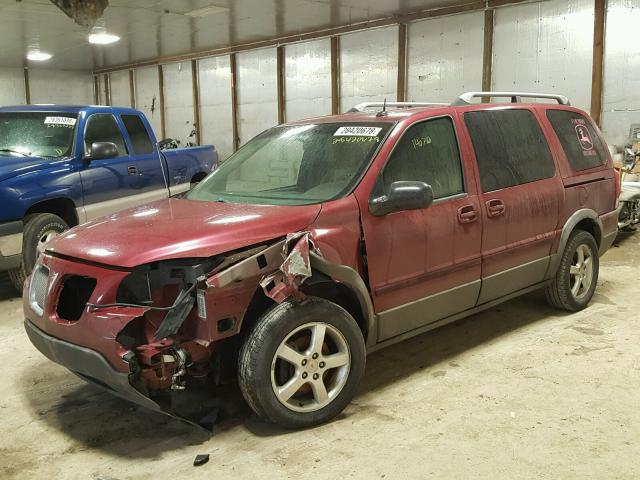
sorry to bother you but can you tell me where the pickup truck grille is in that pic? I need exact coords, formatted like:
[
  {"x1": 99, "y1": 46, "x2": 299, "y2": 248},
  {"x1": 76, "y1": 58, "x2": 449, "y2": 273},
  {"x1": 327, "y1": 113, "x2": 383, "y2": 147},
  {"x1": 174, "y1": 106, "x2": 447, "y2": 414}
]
[{"x1": 29, "y1": 264, "x2": 49, "y2": 316}]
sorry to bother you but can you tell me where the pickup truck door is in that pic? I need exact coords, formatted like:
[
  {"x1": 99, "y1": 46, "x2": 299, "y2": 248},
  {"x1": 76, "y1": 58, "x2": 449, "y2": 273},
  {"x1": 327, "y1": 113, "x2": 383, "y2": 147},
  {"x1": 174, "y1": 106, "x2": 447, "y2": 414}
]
[
  {"x1": 78, "y1": 113, "x2": 167, "y2": 222},
  {"x1": 358, "y1": 115, "x2": 483, "y2": 342},
  {"x1": 461, "y1": 107, "x2": 563, "y2": 304}
]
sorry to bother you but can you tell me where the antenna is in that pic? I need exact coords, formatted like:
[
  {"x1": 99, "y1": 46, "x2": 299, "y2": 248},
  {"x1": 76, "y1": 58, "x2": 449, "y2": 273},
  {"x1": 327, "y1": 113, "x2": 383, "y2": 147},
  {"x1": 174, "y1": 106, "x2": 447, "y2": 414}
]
[{"x1": 376, "y1": 98, "x2": 388, "y2": 117}]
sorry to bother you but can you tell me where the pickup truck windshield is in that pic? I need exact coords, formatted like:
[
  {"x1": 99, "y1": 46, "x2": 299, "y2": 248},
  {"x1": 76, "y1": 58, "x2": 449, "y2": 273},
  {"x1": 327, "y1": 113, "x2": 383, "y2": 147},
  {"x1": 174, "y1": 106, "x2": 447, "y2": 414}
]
[
  {"x1": 188, "y1": 122, "x2": 392, "y2": 206},
  {"x1": 0, "y1": 112, "x2": 77, "y2": 158}
]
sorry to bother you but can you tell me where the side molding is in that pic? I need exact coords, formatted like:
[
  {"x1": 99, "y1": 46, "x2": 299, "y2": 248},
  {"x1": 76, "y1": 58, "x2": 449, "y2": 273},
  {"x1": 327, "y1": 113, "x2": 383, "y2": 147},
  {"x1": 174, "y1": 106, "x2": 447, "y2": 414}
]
[{"x1": 309, "y1": 252, "x2": 378, "y2": 348}]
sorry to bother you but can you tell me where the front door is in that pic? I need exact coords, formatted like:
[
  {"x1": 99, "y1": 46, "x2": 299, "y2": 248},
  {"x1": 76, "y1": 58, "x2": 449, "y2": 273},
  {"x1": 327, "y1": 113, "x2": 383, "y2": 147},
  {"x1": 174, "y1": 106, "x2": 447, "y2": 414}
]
[
  {"x1": 359, "y1": 116, "x2": 483, "y2": 342},
  {"x1": 461, "y1": 107, "x2": 564, "y2": 304}
]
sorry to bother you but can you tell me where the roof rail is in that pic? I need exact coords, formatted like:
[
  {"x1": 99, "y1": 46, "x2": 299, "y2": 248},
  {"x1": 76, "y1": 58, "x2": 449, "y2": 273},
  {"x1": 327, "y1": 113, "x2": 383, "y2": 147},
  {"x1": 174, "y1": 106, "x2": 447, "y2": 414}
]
[
  {"x1": 452, "y1": 91, "x2": 571, "y2": 106},
  {"x1": 348, "y1": 101, "x2": 448, "y2": 113}
]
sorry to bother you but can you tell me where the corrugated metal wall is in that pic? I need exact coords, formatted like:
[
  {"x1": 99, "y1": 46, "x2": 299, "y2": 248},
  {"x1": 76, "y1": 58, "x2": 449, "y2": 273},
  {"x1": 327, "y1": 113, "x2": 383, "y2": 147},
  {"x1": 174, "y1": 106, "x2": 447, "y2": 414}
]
[
  {"x1": 407, "y1": 11, "x2": 484, "y2": 103},
  {"x1": 493, "y1": 0, "x2": 594, "y2": 111},
  {"x1": 340, "y1": 26, "x2": 398, "y2": 112},
  {"x1": 198, "y1": 56, "x2": 234, "y2": 161},
  {"x1": 601, "y1": 0, "x2": 640, "y2": 146},
  {"x1": 2, "y1": 0, "x2": 639, "y2": 149},
  {"x1": 285, "y1": 39, "x2": 332, "y2": 122}
]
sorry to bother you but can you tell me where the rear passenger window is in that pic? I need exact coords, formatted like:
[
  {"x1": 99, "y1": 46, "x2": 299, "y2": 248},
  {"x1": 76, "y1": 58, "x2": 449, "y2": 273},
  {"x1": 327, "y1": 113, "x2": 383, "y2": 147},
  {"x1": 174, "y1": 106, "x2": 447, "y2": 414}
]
[
  {"x1": 464, "y1": 109, "x2": 555, "y2": 192},
  {"x1": 382, "y1": 117, "x2": 464, "y2": 199},
  {"x1": 121, "y1": 114, "x2": 154, "y2": 155},
  {"x1": 546, "y1": 110, "x2": 606, "y2": 171}
]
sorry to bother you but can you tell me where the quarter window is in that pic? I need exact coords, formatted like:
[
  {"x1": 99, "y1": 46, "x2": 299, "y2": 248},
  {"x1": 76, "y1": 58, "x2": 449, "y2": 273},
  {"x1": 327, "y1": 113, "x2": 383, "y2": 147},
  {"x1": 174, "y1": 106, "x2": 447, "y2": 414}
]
[
  {"x1": 546, "y1": 110, "x2": 606, "y2": 171},
  {"x1": 464, "y1": 109, "x2": 555, "y2": 192},
  {"x1": 382, "y1": 117, "x2": 464, "y2": 199},
  {"x1": 84, "y1": 114, "x2": 128, "y2": 157},
  {"x1": 121, "y1": 114, "x2": 154, "y2": 155}
]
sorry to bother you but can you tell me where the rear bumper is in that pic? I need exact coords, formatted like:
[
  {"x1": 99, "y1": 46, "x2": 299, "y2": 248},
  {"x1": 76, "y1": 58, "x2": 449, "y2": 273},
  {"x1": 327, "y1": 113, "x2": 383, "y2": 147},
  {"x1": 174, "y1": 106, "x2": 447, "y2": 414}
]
[
  {"x1": 599, "y1": 208, "x2": 620, "y2": 256},
  {"x1": 0, "y1": 220, "x2": 23, "y2": 270},
  {"x1": 24, "y1": 318, "x2": 161, "y2": 412}
]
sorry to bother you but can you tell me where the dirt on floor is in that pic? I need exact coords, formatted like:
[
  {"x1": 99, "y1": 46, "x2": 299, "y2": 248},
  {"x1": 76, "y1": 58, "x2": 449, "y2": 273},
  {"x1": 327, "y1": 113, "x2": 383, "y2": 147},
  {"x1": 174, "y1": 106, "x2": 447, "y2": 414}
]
[{"x1": 1, "y1": 231, "x2": 639, "y2": 480}]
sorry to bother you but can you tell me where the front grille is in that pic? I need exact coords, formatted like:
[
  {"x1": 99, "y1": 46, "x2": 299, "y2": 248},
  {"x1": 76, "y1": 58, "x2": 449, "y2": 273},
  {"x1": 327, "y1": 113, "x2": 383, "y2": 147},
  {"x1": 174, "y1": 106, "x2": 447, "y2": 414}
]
[
  {"x1": 29, "y1": 264, "x2": 49, "y2": 315},
  {"x1": 56, "y1": 275, "x2": 97, "y2": 321}
]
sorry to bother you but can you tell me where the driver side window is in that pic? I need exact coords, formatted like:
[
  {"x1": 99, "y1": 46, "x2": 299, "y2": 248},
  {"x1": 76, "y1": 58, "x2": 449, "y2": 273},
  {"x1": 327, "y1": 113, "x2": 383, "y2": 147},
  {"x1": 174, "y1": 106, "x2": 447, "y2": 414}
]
[
  {"x1": 84, "y1": 114, "x2": 128, "y2": 157},
  {"x1": 382, "y1": 117, "x2": 464, "y2": 199}
]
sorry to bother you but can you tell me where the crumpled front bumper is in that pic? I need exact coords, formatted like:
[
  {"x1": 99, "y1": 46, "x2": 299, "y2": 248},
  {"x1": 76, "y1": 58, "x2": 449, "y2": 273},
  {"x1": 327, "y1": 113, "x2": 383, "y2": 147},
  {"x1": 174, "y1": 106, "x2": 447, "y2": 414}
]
[{"x1": 24, "y1": 319, "x2": 161, "y2": 412}]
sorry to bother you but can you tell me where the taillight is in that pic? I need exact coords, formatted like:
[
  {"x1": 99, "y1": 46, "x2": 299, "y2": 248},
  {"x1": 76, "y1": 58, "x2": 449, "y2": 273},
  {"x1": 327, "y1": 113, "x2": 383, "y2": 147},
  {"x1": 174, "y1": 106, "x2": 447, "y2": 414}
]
[{"x1": 614, "y1": 168, "x2": 621, "y2": 207}]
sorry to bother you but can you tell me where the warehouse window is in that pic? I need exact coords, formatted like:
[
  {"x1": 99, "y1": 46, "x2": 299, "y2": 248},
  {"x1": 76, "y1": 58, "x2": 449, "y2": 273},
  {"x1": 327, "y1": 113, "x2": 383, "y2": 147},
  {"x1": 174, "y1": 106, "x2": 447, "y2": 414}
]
[
  {"x1": 84, "y1": 114, "x2": 128, "y2": 157},
  {"x1": 382, "y1": 117, "x2": 464, "y2": 199},
  {"x1": 547, "y1": 110, "x2": 606, "y2": 171},
  {"x1": 464, "y1": 109, "x2": 555, "y2": 192},
  {"x1": 121, "y1": 114, "x2": 154, "y2": 155}
]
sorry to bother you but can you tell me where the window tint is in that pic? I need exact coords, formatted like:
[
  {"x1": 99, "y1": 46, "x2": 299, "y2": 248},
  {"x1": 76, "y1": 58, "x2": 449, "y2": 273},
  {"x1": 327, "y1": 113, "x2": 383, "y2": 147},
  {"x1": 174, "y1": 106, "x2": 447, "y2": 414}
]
[
  {"x1": 546, "y1": 110, "x2": 606, "y2": 171},
  {"x1": 382, "y1": 117, "x2": 464, "y2": 199},
  {"x1": 84, "y1": 114, "x2": 127, "y2": 156},
  {"x1": 464, "y1": 109, "x2": 555, "y2": 192},
  {"x1": 121, "y1": 114, "x2": 154, "y2": 155}
]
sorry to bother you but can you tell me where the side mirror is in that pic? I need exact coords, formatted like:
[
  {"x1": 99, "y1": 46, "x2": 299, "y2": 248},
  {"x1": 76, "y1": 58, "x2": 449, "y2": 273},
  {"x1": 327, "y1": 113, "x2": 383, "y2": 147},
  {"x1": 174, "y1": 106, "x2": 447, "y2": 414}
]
[
  {"x1": 369, "y1": 181, "x2": 434, "y2": 216},
  {"x1": 87, "y1": 141, "x2": 118, "y2": 160}
]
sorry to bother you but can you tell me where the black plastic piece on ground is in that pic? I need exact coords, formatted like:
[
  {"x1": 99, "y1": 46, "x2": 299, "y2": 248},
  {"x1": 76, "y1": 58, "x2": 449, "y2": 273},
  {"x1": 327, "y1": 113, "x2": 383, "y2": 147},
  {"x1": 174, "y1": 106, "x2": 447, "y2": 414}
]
[{"x1": 193, "y1": 454, "x2": 210, "y2": 467}]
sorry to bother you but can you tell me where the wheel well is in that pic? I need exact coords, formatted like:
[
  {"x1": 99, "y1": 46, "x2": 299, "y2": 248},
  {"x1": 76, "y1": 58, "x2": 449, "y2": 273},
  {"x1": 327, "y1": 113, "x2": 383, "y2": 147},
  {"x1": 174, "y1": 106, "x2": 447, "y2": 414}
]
[
  {"x1": 25, "y1": 198, "x2": 78, "y2": 227},
  {"x1": 574, "y1": 218, "x2": 601, "y2": 247},
  {"x1": 190, "y1": 172, "x2": 207, "y2": 184},
  {"x1": 238, "y1": 279, "x2": 369, "y2": 343}
]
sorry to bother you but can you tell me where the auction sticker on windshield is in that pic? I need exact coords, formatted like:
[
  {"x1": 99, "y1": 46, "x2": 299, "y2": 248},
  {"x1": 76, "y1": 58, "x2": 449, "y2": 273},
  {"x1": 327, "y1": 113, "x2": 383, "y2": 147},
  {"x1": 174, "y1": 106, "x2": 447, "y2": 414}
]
[
  {"x1": 334, "y1": 126, "x2": 382, "y2": 136},
  {"x1": 44, "y1": 116, "x2": 77, "y2": 127}
]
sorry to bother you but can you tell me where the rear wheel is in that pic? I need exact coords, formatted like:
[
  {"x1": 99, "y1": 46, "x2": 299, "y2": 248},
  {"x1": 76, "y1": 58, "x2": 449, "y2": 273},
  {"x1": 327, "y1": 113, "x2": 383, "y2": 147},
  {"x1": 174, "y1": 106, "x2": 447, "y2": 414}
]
[
  {"x1": 238, "y1": 297, "x2": 365, "y2": 428},
  {"x1": 8, "y1": 213, "x2": 68, "y2": 292},
  {"x1": 545, "y1": 230, "x2": 599, "y2": 311}
]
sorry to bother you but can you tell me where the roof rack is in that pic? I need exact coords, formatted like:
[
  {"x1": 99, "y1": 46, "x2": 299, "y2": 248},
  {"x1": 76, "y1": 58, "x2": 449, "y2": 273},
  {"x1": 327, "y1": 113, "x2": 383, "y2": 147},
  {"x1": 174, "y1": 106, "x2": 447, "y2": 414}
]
[
  {"x1": 452, "y1": 91, "x2": 570, "y2": 106},
  {"x1": 348, "y1": 101, "x2": 448, "y2": 113}
]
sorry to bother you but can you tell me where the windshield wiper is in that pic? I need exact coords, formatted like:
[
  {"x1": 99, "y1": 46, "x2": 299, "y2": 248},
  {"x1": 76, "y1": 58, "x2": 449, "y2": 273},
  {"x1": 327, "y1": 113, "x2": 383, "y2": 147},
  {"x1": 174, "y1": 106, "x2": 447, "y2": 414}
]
[{"x1": 0, "y1": 148, "x2": 31, "y2": 157}]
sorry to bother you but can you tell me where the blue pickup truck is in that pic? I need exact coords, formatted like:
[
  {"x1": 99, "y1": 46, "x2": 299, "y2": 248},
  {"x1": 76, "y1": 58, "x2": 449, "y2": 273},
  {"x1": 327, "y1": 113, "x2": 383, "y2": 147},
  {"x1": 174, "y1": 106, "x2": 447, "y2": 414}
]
[{"x1": 0, "y1": 105, "x2": 218, "y2": 291}]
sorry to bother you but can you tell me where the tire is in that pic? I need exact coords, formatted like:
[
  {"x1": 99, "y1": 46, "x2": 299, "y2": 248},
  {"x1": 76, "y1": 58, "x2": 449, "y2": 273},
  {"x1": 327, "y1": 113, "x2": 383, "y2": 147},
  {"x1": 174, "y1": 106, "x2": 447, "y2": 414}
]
[
  {"x1": 238, "y1": 297, "x2": 366, "y2": 429},
  {"x1": 7, "y1": 213, "x2": 68, "y2": 292},
  {"x1": 545, "y1": 230, "x2": 599, "y2": 312}
]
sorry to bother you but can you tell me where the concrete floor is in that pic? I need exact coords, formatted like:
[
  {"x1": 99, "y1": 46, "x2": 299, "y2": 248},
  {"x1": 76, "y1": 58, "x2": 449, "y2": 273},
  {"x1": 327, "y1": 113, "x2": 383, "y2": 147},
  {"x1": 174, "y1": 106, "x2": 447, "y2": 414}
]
[{"x1": 1, "y1": 232, "x2": 639, "y2": 480}]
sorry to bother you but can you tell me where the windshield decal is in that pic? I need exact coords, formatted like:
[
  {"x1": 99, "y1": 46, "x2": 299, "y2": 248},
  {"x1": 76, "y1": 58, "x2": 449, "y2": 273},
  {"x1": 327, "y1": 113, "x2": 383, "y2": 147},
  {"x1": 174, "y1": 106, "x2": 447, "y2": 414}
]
[
  {"x1": 332, "y1": 136, "x2": 379, "y2": 145},
  {"x1": 334, "y1": 126, "x2": 382, "y2": 137},
  {"x1": 44, "y1": 116, "x2": 77, "y2": 127}
]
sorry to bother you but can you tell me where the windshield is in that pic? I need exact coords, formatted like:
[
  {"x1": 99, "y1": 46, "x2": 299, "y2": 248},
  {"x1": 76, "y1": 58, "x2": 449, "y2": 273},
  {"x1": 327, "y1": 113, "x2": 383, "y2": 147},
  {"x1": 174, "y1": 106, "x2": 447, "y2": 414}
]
[
  {"x1": 188, "y1": 122, "x2": 393, "y2": 205},
  {"x1": 0, "y1": 112, "x2": 77, "y2": 158}
]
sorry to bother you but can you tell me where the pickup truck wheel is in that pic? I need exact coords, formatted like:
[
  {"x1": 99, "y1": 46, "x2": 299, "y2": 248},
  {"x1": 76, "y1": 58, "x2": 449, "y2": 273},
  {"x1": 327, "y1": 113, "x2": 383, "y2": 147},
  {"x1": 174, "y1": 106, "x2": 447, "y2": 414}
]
[
  {"x1": 545, "y1": 230, "x2": 599, "y2": 312},
  {"x1": 238, "y1": 297, "x2": 365, "y2": 429},
  {"x1": 8, "y1": 213, "x2": 68, "y2": 292}
]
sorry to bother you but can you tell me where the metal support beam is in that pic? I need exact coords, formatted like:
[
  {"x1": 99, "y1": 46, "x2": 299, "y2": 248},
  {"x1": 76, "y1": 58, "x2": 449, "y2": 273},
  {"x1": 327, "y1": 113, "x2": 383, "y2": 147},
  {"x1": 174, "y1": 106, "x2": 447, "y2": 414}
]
[
  {"x1": 129, "y1": 70, "x2": 136, "y2": 108},
  {"x1": 481, "y1": 9, "x2": 494, "y2": 103},
  {"x1": 158, "y1": 65, "x2": 166, "y2": 140},
  {"x1": 23, "y1": 68, "x2": 31, "y2": 104},
  {"x1": 103, "y1": 73, "x2": 110, "y2": 105},
  {"x1": 230, "y1": 53, "x2": 240, "y2": 152},
  {"x1": 590, "y1": 0, "x2": 606, "y2": 126},
  {"x1": 397, "y1": 24, "x2": 407, "y2": 102},
  {"x1": 93, "y1": 75, "x2": 99, "y2": 104},
  {"x1": 330, "y1": 36, "x2": 340, "y2": 114},
  {"x1": 191, "y1": 59, "x2": 201, "y2": 145},
  {"x1": 277, "y1": 45, "x2": 286, "y2": 124}
]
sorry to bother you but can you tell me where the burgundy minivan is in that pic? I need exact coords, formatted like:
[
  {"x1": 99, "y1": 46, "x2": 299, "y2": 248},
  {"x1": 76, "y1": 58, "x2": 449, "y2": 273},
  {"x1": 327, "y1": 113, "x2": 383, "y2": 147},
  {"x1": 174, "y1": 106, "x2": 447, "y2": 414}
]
[{"x1": 24, "y1": 92, "x2": 619, "y2": 428}]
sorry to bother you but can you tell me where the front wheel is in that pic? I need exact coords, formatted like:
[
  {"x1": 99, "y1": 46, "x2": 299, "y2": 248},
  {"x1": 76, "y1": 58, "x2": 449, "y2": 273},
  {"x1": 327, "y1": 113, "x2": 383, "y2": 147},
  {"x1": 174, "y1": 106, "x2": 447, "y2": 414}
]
[
  {"x1": 238, "y1": 297, "x2": 366, "y2": 428},
  {"x1": 7, "y1": 213, "x2": 68, "y2": 292},
  {"x1": 545, "y1": 230, "x2": 599, "y2": 311}
]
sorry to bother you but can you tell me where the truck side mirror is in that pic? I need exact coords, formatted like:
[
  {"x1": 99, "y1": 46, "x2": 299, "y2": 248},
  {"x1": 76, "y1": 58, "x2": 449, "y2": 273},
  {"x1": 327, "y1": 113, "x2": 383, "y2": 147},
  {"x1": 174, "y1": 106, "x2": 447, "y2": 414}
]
[
  {"x1": 369, "y1": 181, "x2": 434, "y2": 216},
  {"x1": 87, "y1": 142, "x2": 119, "y2": 161}
]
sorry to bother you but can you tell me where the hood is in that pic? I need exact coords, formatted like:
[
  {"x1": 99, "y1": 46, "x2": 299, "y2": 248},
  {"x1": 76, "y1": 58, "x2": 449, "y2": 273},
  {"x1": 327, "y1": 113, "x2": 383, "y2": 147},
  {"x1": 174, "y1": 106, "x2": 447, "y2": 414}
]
[
  {"x1": 0, "y1": 155, "x2": 68, "y2": 182},
  {"x1": 47, "y1": 198, "x2": 322, "y2": 268}
]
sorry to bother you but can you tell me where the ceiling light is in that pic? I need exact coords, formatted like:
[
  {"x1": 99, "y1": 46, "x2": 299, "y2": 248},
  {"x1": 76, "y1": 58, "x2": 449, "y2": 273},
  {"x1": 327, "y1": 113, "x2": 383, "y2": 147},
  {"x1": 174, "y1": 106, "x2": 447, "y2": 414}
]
[
  {"x1": 88, "y1": 29, "x2": 120, "y2": 45},
  {"x1": 27, "y1": 51, "x2": 52, "y2": 61},
  {"x1": 184, "y1": 5, "x2": 228, "y2": 18}
]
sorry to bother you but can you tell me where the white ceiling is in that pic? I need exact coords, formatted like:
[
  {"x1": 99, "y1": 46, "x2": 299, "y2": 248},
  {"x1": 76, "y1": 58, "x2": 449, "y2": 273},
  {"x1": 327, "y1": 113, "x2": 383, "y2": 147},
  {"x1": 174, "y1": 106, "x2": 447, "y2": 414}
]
[{"x1": 0, "y1": 0, "x2": 469, "y2": 71}]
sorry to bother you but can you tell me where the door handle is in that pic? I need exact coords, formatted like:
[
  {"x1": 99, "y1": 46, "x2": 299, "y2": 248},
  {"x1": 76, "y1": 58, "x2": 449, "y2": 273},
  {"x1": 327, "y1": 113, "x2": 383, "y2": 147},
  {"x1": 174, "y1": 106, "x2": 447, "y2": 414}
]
[
  {"x1": 127, "y1": 165, "x2": 139, "y2": 175},
  {"x1": 486, "y1": 199, "x2": 506, "y2": 217},
  {"x1": 457, "y1": 205, "x2": 478, "y2": 223}
]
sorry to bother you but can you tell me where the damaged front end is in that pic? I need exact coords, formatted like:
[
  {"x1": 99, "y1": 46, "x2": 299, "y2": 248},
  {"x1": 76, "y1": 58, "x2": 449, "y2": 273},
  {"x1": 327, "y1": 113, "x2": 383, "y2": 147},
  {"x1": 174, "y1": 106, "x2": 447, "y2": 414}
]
[{"x1": 25, "y1": 233, "x2": 322, "y2": 429}]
